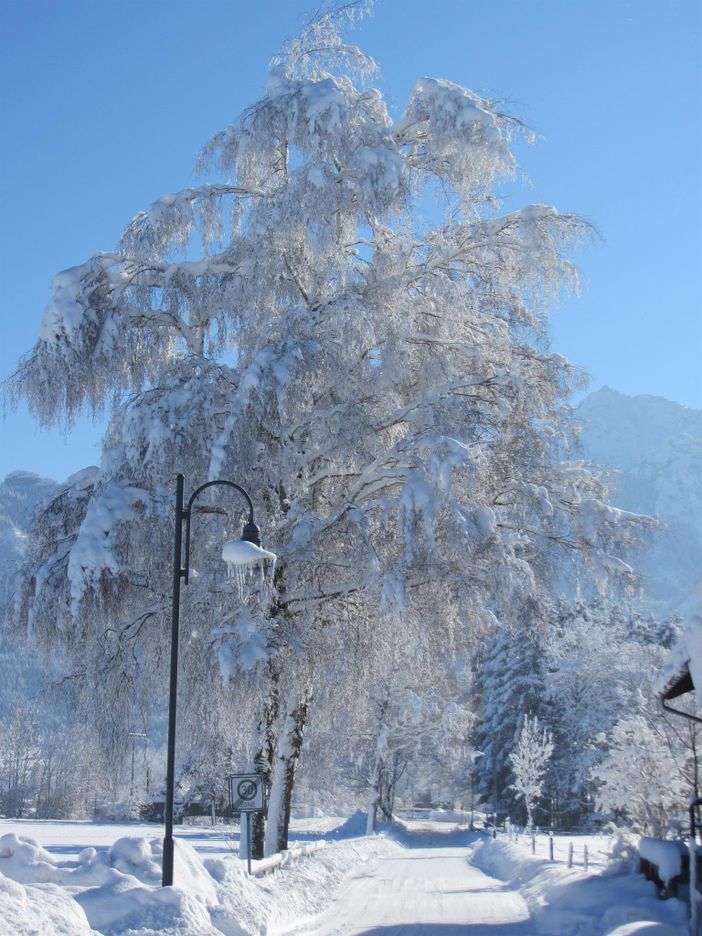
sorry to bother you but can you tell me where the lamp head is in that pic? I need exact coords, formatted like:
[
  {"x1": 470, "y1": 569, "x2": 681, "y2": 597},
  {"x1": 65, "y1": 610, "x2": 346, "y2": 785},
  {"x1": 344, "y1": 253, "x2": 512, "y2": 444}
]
[{"x1": 242, "y1": 520, "x2": 261, "y2": 547}]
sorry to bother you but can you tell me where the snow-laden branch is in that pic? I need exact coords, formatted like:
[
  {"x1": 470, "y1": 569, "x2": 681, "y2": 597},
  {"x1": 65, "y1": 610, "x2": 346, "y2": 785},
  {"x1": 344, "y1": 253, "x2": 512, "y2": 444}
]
[
  {"x1": 120, "y1": 184, "x2": 264, "y2": 258},
  {"x1": 374, "y1": 375, "x2": 501, "y2": 432}
]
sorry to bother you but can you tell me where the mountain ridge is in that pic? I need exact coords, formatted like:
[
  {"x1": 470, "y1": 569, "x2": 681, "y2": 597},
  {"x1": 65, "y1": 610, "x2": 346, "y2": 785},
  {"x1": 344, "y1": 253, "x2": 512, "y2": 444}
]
[{"x1": 576, "y1": 386, "x2": 702, "y2": 616}]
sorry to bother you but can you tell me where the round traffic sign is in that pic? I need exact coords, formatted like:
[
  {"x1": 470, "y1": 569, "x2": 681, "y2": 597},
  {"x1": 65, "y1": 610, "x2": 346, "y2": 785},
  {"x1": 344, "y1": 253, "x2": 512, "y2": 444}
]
[{"x1": 237, "y1": 779, "x2": 257, "y2": 801}]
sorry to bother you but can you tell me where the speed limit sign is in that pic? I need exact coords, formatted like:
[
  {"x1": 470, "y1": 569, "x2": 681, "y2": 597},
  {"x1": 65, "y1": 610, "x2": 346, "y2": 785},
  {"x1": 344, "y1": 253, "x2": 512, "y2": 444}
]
[{"x1": 227, "y1": 773, "x2": 265, "y2": 812}]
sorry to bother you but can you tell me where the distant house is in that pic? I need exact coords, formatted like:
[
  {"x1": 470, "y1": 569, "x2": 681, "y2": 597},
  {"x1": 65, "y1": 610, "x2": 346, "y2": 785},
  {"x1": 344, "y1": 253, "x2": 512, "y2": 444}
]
[
  {"x1": 660, "y1": 614, "x2": 702, "y2": 723},
  {"x1": 662, "y1": 664, "x2": 698, "y2": 720}
]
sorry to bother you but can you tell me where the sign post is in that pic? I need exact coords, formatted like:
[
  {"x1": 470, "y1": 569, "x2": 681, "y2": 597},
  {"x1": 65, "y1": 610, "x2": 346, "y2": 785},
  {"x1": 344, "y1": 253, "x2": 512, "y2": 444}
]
[{"x1": 227, "y1": 773, "x2": 265, "y2": 874}]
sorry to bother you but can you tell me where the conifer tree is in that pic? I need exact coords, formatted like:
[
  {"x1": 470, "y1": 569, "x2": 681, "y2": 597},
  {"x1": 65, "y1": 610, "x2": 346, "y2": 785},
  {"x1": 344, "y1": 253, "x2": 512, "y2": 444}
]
[{"x1": 473, "y1": 598, "x2": 549, "y2": 819}]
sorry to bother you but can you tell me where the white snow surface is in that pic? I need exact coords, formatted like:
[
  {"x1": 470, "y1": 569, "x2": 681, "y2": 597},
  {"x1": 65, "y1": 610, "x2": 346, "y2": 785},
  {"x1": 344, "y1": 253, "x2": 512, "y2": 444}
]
[
  {"x1": 0, "y1": 816, "x2": 688, "y2": 936},
  {"x1": 289, "y1": 830, "x2": 533, "y2": 934},
  {"x1": 469, "y1": 833, "x2": 685, "y2": 936},
  {"x1": 221, "y1": 539, "x2": 277, "y2": 569},
  {"x1": 638, "y1": 837, "x2": 683, "y2": 885}
]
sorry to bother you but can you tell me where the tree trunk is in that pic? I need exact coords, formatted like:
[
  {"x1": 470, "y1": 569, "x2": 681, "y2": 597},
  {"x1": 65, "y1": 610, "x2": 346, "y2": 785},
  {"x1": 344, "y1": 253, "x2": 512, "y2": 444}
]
[
  {"x1": 367, "y1": 710, "x2": 389, "y2": 836},
  {"x1": 264, "y1": 687, "x2": 310, "y2": 857},
  {"x1": 380, "y1": 767, "x2": 396, "y2": 823},
  {"x1": 366, "y1": 763, "x2": 381, "y2": 835},
  {"x1": 251, "y1": 659, "x2": 280, "y2": 859}
]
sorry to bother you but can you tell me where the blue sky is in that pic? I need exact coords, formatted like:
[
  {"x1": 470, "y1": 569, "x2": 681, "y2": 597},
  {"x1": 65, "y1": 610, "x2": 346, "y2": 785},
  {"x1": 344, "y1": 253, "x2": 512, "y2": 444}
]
[{"x1": 1, "y1": 0, "x2": 700, "y2": 482}]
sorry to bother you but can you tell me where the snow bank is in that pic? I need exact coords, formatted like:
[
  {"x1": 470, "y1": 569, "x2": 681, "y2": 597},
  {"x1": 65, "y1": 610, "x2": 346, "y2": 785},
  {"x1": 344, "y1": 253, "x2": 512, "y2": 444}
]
[
  {"x1": 470, "y1": 836, "x2": 686, "y2": 936},
  {"x1": 76, "y1": 877, "x2": 215, "y2": 936},
  {"x1": 0, "y1": 823, "x2": 399, "y2": 936},
  {"x1": 0, "y1": 871, "x2": 96, "y2": 936},
  {"x1": 606, "y1": 924, "x2": 688, "y2": 935},
  {"x1": 426, "y1": 808, "x2": 471, "y2": 824},
  {"x1": 0, "y1": 833, "x2": 66, "y2": 885},
  {"x1": 329, "y1": 809, "x2": 370, "y2": 838},
  {"x1": 0, "y1": 833, "x2": 220, "y2": 935}
]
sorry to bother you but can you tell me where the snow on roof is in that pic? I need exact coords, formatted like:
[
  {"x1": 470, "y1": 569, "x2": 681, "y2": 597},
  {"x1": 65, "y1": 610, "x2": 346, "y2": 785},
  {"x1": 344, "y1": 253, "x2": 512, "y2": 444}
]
[
  {"x1": 659, "y1": 611, "x2": 702, "y2": 710},
  {"x1": 638, "y1": 837, "x2": 683, "y2": 885}
]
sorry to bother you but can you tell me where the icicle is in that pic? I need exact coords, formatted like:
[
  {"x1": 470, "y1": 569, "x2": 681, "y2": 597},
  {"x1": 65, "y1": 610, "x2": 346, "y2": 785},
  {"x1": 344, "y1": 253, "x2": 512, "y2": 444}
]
[{"x1": 233, "y1": 565, "x2": 246, "y2": 601}]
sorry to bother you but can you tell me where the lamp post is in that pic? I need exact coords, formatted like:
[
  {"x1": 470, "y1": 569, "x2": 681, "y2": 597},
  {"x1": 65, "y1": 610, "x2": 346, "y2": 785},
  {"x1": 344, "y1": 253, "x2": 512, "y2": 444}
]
[{"x1": 162, "y1": 473, "x2": 272, "y2": 887}]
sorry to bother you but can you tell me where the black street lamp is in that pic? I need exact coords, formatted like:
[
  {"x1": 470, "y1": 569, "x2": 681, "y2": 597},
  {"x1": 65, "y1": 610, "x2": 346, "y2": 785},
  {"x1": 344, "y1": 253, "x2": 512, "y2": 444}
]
[{"x1": 162, "y1": 473, "x2": 271, "y2": 887}]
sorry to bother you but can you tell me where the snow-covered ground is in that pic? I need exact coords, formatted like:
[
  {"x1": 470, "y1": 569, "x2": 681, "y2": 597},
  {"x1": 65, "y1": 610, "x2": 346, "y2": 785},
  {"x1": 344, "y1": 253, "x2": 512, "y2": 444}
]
[
  {"x1": 0, "y1": 814, "x2": 688, "y2": 935},
  {"x1": 0, "y1": 814, "x2": 345, "y2": 866}
]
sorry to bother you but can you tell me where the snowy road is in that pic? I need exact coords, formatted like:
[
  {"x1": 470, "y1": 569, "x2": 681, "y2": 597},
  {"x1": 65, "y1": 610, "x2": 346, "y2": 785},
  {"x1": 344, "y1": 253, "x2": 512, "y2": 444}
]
[{"x1": 286, "y1": 835, "x2": 536, "y2": 936}]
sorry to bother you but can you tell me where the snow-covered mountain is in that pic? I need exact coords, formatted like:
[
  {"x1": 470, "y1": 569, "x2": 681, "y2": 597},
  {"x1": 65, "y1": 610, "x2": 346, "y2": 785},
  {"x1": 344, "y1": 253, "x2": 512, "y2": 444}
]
[
  {"x1": 0, "y1": 470, "x2": 60, "y2": 614},
  {"x1": 576, "y1": 387, "x2": 702, "y2": 616},
  {"x1": 0, "y1": 471, "x2": 61, "y2": 716}
]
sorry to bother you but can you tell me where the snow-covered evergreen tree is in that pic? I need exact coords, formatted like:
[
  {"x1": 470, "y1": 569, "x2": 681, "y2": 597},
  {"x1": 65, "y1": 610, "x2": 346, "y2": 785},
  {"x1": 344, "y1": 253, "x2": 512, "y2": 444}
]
[
  {"x1": 6, "y1": 4, "x2": 645, "y2": 843},
  {"x1": 473, "y1": 598, "x2": 549, "y2": 818},
  {"x1": 541, "y1": 600, "x2": 629, "y2": 827}
]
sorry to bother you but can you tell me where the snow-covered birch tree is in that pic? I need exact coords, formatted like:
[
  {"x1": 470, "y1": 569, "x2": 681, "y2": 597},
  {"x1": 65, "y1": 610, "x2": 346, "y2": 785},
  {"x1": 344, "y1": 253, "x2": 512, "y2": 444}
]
[
  {"x1": 6, "y1": 3, "x2": 646, "y2": 844},
  {"x1": 509, "y1": 714, "x2": 554, "y2": 832}
]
